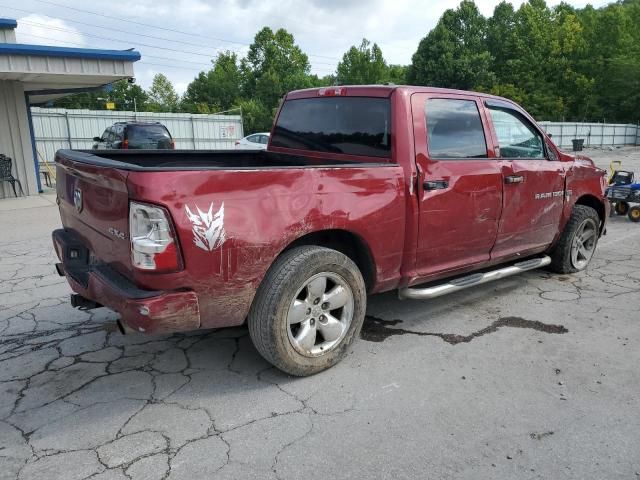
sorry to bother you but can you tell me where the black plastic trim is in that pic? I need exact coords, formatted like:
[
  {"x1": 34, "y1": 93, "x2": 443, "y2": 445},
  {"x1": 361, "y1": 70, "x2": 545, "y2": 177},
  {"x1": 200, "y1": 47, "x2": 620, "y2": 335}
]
[
  {"x1": 56, "y1": 149, "x2": 395, "y2": 172},
  {"x1": 53, "y1": 229, "x2": 162, "y2": 300}
]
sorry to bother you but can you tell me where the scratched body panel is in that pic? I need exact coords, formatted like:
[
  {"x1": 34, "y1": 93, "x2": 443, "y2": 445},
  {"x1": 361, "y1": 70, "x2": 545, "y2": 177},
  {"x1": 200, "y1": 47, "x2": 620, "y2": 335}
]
[{"x1": 126, "y1": 165, "x2": 406, "y2": 328}]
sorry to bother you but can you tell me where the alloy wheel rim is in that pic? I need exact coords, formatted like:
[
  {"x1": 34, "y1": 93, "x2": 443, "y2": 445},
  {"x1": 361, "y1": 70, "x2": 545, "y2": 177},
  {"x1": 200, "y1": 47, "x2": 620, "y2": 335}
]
[
  {"x1": 570, "y1": 218, "x2": 597, "y2": 270},
  {"x1": 286, "y1": 272, "x2": 354, "y2": 357}
]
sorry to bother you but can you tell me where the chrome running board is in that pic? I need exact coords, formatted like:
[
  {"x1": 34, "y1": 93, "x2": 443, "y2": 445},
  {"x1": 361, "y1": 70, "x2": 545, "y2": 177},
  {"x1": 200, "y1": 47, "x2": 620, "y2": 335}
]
[{"x1": 398, "y1": 256, "x2": 551, "y2": 300}]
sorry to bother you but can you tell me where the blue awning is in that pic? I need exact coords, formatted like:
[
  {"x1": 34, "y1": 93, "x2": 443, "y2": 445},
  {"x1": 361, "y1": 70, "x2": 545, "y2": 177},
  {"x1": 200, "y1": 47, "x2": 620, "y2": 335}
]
[
  {"x1": 0, "y1": 43, "x2": 141, "y2": 62},
  {"x1": 0, "y1": 18, "x2": 18, "y2": 29}
]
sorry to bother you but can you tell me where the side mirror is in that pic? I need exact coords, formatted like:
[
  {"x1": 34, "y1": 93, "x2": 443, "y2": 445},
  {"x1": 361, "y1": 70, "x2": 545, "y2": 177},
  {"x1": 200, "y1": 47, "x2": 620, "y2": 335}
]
[
  {"x1": 548, "y1": 133, "x2": 553, "y2": 138},
  {"x1": 93, "y1": 136, "x2": 103, "y2": 142}
]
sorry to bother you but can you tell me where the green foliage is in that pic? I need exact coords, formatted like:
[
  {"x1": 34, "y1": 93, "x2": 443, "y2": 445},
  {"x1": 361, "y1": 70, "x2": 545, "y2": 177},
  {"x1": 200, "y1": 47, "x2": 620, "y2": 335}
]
[
  {"x1": 236, "y1": 98, "x2": 273, "y2": 135},
  {"x1": 408, "y1": 0, "x2": 495, "y2": 89},
  {"x1": 408, "y1": 0, "x2": 640, "y2": 122},
  {"x1": 387, "y1": 65, "x2": 408, "y2": 85},
  {"x1": 182, "y1": 52, "x2": 242, "y2": 114},
  {"x1": 147, "y1": 74, "x2": 179, "y2": 112},
  {"x1": 51, "y1": 79, "x2": 148, "y2": 111},
  {"x1": 241, "y1": 27, "x2": 313, "y2": 110},
  {"x1": 336, "y1": 39, "x2": 388, "y2": 85},
  {"x1": 109, "y1": 81, "x2": 149, "y2": 111}
]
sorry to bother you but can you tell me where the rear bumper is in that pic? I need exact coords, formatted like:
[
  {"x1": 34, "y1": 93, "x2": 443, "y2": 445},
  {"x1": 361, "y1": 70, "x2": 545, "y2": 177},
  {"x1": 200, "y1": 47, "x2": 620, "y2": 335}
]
[{"x1": 52, "y1": 229, "x2": 200, "y2": 334}]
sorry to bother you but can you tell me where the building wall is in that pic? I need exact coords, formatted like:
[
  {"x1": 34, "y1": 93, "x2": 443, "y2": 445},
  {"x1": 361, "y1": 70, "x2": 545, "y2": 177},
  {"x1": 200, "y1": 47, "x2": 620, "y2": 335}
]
[
  {"x1": 0, "y1": 80, "x2": 37, "y2": 198},
  {"x1": 0, "y1": 28, "x2": 16, "y2": 43}
]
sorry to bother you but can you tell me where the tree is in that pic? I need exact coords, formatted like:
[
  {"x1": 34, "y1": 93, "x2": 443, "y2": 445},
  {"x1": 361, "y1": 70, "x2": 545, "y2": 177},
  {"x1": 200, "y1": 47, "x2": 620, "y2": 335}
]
[
  {"x1": 240, "y1": 27, "x2": 313, "y2": 131},
  {"x1": 236, "y1": 98, "x2": 272, "y2": 135},
  {"x1": 336, "y1": 39, "x2": 388, "y2": 85},
  {"x1": 241, "y1": 27, "x2": 312, "y2": 105},
  {"x1": 486, "y1": 1, "x2": 518, "y2": 81},
  {"x1": 182, "y1": 52, "x2": 242, "y2": 113},
  {"x1": 50, "y1": 79, "x2": 148, "y2": 110},
  {"x1": 408, "y1": 0, "x2": 495, "y2": 90},
  {"x1": 147, "y1": 73, "x2": 179, "y2": 112},
  {"x1": 109, "y1": 80, "x2": 148, "y2": 111},
  {"x1": 387, "y1": 65, "x2": 408, "y2": 84}
]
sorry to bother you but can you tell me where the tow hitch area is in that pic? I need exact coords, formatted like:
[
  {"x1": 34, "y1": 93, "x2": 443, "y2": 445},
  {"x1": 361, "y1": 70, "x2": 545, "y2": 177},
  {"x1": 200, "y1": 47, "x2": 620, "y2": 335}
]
[{"x1": 70, "y1": 294, "x2": 102, "y2": 311}]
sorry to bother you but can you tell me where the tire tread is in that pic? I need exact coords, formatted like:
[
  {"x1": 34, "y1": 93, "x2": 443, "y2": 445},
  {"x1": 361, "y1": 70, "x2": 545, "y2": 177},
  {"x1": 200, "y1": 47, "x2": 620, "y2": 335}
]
[
  {"x1": 248, "y1": 246, "x2": 365, "y2": 376},
  {"x1": 549, "y1": 205, "x2": 600, "y2": 274}
]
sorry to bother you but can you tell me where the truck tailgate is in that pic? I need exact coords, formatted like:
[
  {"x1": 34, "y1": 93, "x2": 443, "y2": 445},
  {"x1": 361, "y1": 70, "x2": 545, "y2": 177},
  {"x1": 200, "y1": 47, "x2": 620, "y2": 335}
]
[{"x1": 56, "y1": 154, "x2": 131, "y2": 275}]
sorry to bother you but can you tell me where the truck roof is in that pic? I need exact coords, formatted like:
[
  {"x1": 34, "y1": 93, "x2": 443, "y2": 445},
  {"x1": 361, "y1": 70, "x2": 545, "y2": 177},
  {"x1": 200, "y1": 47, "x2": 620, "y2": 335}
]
[{"x1": 285, "y1": 85, "x2": 511, "y2": 104}]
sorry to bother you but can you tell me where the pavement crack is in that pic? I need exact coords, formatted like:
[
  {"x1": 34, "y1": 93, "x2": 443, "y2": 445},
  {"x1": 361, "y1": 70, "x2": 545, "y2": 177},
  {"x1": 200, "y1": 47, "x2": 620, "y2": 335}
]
[{"x1": 361, "y1": 315, "x2": 568, "y2": 344}]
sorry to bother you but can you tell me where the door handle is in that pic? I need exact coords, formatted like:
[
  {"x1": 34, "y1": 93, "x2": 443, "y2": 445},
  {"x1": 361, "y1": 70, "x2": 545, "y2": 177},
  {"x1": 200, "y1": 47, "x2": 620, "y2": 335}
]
[
  {"x1": 424, "y1": 180, "x2": 449, "y2": 190},
  {"x1": 505, "y1": 175, "x2": 524, "y2": 184}
]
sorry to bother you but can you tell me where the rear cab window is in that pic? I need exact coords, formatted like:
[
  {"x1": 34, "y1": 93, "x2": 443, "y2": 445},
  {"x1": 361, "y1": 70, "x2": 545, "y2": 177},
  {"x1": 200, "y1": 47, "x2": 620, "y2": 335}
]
[
  {"x1": 271, "y1": 96, "x2": 391, "y2": 158},
  {"x1": 126, "y1": 125, "x2": 173, "y2": 149}
]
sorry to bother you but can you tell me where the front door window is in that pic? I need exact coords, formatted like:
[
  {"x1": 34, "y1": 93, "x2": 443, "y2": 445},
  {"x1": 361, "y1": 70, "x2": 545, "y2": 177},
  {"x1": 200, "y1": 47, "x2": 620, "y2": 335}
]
[{"x1": 488, "y1": 108, "x2": 544, "y2": 159}]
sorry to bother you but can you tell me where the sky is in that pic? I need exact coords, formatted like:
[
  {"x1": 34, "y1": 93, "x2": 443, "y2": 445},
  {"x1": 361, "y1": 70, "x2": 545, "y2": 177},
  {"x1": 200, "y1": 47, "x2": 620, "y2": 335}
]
[{"x1": 5, "y1": 0, "x2": 612, "y2": 94}]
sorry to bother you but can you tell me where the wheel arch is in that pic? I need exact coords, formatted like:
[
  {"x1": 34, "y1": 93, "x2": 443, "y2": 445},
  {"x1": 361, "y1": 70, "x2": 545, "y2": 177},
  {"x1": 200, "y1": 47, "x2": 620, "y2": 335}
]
[
  {"x1": 574, "y1": 194, "x2": 606, "y2": 230},
  {"x1": 282, "y1": 229, "x2": 376, "y2": 292}
]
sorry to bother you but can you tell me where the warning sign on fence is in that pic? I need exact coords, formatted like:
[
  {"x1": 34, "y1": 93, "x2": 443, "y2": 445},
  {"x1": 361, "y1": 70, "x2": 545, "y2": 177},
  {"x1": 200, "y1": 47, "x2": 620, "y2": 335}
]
[{"x1": 220, "y1": 125, "x2": 236, "y2": 139}]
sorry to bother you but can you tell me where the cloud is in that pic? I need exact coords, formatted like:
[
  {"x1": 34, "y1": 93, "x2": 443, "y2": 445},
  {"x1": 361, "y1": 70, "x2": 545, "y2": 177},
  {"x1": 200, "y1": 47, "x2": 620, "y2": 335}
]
[{"x1": 15, "y1": 14, "x2": 87, "y2": 47}]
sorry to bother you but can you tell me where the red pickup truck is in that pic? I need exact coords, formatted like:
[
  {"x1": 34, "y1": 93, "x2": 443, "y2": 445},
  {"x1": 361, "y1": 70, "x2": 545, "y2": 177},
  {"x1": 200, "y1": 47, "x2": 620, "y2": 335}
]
[{"x1": 53, "y1": 86, "x2": 608, "y2": 375}]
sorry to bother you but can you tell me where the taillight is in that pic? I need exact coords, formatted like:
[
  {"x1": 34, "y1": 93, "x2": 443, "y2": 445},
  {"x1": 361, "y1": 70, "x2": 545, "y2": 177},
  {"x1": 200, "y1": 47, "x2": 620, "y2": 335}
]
[
  {"x1": 235, "y1": 141, "x2": 240, "y2": 146},
  {"x1": 129, "y1": 202, "x2": 181, "y2": 272},
  {"x1": 318, "y1": 87, "x2": 347, "y2": 96},
  {"x1": 170, "y1": 140, "x2": 175, "y2": 149},
  {"x1": 122, "y1": 139, "x2": 129, "y2": 149}
]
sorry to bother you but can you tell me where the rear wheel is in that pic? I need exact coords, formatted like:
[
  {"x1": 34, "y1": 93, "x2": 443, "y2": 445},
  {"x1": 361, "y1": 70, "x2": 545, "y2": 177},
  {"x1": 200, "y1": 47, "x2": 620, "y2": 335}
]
[
  {"x1": 615, "y1": 201, "x2": 630, "y2": 215},
  {"x1": 628, "y1": 206, "x2": 640, "y2": 223},
  {"x1": 549, "y1": 205, "x2": 600, "y2": 273},
  {"x1": 248, "y1": 246, "x2": 366, "y2": 376}
]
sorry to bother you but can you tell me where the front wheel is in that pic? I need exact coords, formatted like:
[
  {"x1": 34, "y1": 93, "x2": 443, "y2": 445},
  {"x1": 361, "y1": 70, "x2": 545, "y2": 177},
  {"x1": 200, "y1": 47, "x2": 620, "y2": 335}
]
[
  {"x1": 549, "y1": 205, "x2": 600, "y2": 274},
  {"x1": 248, "y1": 246, "x2": 366, "y2": 376}
]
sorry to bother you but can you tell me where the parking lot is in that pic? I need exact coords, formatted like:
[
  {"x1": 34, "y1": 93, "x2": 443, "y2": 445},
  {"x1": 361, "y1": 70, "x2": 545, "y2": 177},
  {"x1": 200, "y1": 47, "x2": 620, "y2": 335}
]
[{"x1": 1, "y1": 148, "x2": 639, "y2": 480}]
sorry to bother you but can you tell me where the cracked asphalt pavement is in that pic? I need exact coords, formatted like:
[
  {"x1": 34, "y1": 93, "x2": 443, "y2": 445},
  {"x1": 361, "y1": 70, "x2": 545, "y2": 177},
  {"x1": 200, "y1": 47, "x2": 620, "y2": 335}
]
[{"x1": 1, "y1": 147, "x2": 639, "y2": 480}]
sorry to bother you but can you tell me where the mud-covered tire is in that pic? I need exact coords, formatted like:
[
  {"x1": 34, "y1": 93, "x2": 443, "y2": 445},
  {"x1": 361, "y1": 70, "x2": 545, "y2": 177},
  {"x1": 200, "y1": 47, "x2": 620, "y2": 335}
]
[
  {"x1": 548, "y1": 205, "x2": 600, "y2": 274},
  {"x1": 248, "y1": 246, "x2": 366, "y2": 376},
  {"x1": 615, "y1": 201, "x2": 630, "y2": 215},
  {"x1": 628, "y1": 206, "x2": 640, "y2": 223}
]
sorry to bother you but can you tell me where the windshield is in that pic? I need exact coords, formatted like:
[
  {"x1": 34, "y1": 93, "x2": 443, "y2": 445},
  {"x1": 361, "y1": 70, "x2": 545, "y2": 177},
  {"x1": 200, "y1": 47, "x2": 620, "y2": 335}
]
[
  {"x1": 127, "y1": 125, "x2": 172, "y2": 149},
  {"x1": 271, "y1": 97, "x2": 391, "y2": 158}
]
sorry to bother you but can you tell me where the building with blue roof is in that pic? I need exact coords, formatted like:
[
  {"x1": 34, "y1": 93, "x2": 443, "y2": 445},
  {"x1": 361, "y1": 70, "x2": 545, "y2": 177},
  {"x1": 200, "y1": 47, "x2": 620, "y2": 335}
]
[{"x1": 0, "y1": 18, "x2": 140, "y2": 198}]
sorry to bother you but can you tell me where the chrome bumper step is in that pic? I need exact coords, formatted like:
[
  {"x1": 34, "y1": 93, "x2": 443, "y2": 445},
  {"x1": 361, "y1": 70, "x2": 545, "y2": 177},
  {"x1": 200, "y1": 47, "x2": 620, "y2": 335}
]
[{"x1": 398, "y1": 256, "x2": 551, "y2": 300}]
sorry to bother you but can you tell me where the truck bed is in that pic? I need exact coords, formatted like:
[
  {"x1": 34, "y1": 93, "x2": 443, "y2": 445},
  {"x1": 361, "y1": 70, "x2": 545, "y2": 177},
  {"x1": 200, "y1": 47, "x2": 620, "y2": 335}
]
[{"x1": 58, "y1": 149, "x2": 389, "y2": 171}]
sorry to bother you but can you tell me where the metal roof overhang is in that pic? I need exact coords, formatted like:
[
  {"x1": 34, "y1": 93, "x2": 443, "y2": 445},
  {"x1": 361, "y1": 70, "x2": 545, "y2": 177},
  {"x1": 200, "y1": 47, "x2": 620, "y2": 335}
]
[{"x1": 0, "y1": 43, "x2": 141, "y2": 104}]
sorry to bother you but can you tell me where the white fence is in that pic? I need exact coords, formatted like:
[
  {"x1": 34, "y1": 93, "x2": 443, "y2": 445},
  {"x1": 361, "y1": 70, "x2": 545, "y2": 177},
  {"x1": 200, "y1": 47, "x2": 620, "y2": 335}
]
[
  {"x1": 31, "y1": 107, "x2": 244, "y2": 165},
  {"x1": 538, "y1": 122, "x2": 639, "y2": 148}
]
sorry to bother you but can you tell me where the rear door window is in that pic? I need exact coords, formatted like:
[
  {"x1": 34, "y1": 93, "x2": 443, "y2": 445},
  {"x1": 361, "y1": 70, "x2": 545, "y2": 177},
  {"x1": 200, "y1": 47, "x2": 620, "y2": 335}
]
[
  {"x1": 425, "y1": 99, "x2": 488, "y2": 159},
  {"x1": 271, "y1": 97, "x2": 391, "y2": 158},
  {"x1": 127, "y1": 125, "x2": 172, "y2": 149}
]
